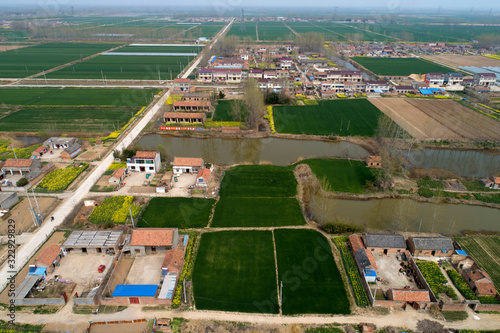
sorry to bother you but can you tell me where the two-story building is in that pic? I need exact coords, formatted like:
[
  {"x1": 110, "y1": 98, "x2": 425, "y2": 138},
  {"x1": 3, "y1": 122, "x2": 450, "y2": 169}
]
[
  {"x1": 444, "y1": 72, "x2": 464, "y2": 86},
  {"x1": 127, "y1": 151, "x2": 161, "y2": 173},
  {"x1": 173, "y1": 78, "x2": 191, "y2": 93},
  {"x1": 474, "y1": 73, "x2": 497, "y2": 87},
  {"x1": 425, "y1": 73, "x2": 445, "y2": 86},
  {"x1": 365, "y1": 81, "x2": 390, "y2": 93}
]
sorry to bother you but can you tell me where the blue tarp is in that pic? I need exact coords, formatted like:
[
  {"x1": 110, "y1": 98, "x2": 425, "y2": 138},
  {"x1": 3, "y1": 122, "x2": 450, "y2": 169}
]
[
  {"x1": 419, "y1": 89, "x2": 433, "y2": 95},
  {"x1": 28, "y1": 267, "x2": 47, "y2": 276},
  {"x1": 456, "y1": 250, "x2": 467, "y2": 255},
  {"x1": 365, "y1": 269, "x2": 377, "y2": 277},
  {"x1": 112, "y1": 284, "x2": 158, "y2": 297}
]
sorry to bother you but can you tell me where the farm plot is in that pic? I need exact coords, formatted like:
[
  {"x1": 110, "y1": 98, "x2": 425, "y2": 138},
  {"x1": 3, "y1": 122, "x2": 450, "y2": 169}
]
[
  {"x1": 273, "y1": 99, "x2": 403, "y2": 137},
  {"x1": 455, "y1": 236, "x2": 500, "y2": 291},
  {"x1": 110, "y1": 45, "x2": 204, "y2": 54},
  {"x1": 0, "y1": 42, "x2": 119, "y2": 78},
  {"x1": 257, "y1": 22, "x2": 294, "y2": 41},
  {"x1": 192, "y1": 230, "x2": 278, "y2": 313},
  {"x1": 227, "y1": 21, "x2": 257, "y2": 40},
  {"x1": 212, "y1": 100, "x2": 246, "y2": 122},
  {"x1": 219, "y1": 165, "x2": 297, "y2": 198},
  {"x1": 186, "y1": 24, "x2": 225, "y2": 39},
  {"x1": 369, "y1": 98, "x2": 500, "y2": 141},
  {"x1": 37, "y1": 163, "x2": 88, "y2": 192},
  {"x1": 274, "y1": 229, "x2": 350, "y2": 315},
  {"x1": 211, "y1": 197, "x2": 306, "y2": 228},
  {"x1": 0, "y1": 107, "x2": 136, "y2": 133},
  {"x1": 46, "y1": 54, "x2": 192, "y2": 80},
  {"x1": 88, "y1": 196, "x2": 141, "y2": 224},
  {"x1": 297, "y1": 158, "x2": 378, "y2": 194},
  {"x1": 0, "y1": 87, "x2": 157, "y2": 107},
  {"x1": 351, "y1": 57, "x2": 451, "y2": 76},
  {"x1": 423, "y1": 55, "x2": 500, "y2": 68},
  {"x1": 138, "y1": 197, "x2": 215, "y2": 229},
  {"x1": 416, "y1": 261, "x2": 457, "y2": 299}
]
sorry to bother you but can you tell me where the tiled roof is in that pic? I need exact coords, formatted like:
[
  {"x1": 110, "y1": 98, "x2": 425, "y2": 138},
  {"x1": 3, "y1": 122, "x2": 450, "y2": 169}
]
[
  {"x1": 130, "y1": 228, "x2": 176, "y2": 246},
  {"x1": 363, "y1": 233, "x2": 406, "y2": 249},
  {"x1": 34, "y1": 245, "x2": 61, "y2": 267},
  {"x1": 111, "y1": 168, "x2": 125, "y2": 179},
  {"x1": 465, "y1": 269, "x2": 492, "y2": 283},
  {"x1": 173, "y1": 100, "x2": 210, "y2": 107},
  {"x1": 162, "y1": 247, "x2": 185, "y2": 273},
  {"x1": 164, "y1": 112, "x2": 206, "y2": 119},
  {"x1": 135, "y1": 151, "x2": 157, "y2": 159},
  {"x1": 173, "y1": 78, "x2": 190, "y2": 83},
  {"x1": 408, "y1": 237, "x2": 454, "y2": 251},
  {"x1": 197, "y1": 167, "x2": 211, "y2": 180},
  {"x1": 475, "y1": 281, "x2": 496, "y2": 295},
  {"x1": 349, "y1": 234, "x2": 364, "y2": 252},
  {"x1": 173, "y1": 157, "x2": 203, "y2": 167},
  {"x1": 388, "y1": 289, "x2": 430, "y2": 302},
  {"x1": 3, "y1": 158, "x2": 34, "y2": 168},
  {"x1": 365, "y1": 249, "x2": 378, "y2": 269}
]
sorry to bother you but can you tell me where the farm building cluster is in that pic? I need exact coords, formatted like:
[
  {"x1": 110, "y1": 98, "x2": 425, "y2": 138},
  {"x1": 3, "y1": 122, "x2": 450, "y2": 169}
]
[{"x1": 347, "y1": 233, "x2": 500, "y2": 311}]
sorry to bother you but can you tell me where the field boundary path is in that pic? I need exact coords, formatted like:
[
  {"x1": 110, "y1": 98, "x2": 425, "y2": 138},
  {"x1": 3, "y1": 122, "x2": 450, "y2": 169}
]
[
  {"x1": 271, "y1": 230, "x2": 282, "y2": 314},
  {"x1": 281, "y1": 22, "x2": 300, "y2": 38},
  {"x1": 308, "y1": 22, "x2": 350, "y2": 41},
  {"x1": 256, "y1": 21, "x2": 260, "y2": 41},
  {"x1": 0, "y1": 24, "x2": 226, "y2": 293},
  {"x1": 7, "y1": 44, "x2": 126, "y2": 85}
]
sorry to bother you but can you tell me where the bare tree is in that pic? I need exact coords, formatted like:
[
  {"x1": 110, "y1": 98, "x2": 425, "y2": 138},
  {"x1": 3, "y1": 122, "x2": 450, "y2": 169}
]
[{"x1": 243, "y1": 78, "x2": 265, "y2": 129}]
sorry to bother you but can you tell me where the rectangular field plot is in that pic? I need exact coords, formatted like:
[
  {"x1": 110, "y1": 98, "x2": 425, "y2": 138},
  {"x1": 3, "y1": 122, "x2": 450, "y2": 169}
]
[
  {"x1": 227, "y1": 21, "x2": 257, "y2": 40},
  {"x1": 351, "y1": 57, "x2": 451, "y2": 76},
  {"x1": 274, "y1": 229, "x2": 350, "y2": 315},
  {"x1": 0, "y1": 43, "x2": 119, "y2": 78},
  {"x1": 138, "y1": 197, "x2": 215, "y2": 229},
  {"x1": 211, "y1": 197, "x2": 306, "y2": 228},
  {"x1": 46, "y1": 54, "x2": 192, "y2": 80},
  {"x1": 0, "y1": 87, "x2": 157, "y2": 107},
  {"x1": 111, "y1": 44, "x2": 204, "y2": 54},
  {"x1": 455, "y1": 237, "x2": 500, "y2": 291},
  {"x1": 0, "y1": 107, "x2": 134, "y2": 133},
  {"x1": 273, "y1": 99, "x2": 400, "y2": 137},
  {"x1": 298, "y1": 159, "x2": 378, "y2": 194},
  {"x1": 219, "y1": 165, "x2": 297, "y2": 198},
  {"x1": 257, "y1": 22, "x2": 294, "y2": 41},
  {"x1": 192, "y1": 231, "x2": 278, "y2": 313}
]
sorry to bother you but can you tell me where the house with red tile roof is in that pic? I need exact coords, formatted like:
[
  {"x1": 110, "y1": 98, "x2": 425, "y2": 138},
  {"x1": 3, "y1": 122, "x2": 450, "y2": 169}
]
[
  {"x1": 462, "y1": 269, "x2": 497, "y2": 296},
  {"x1": 127, "y1": 151, "x2": 161, "y2": 173},
  {"x1": 1, "y1": 158, "x2": 41, "y2": 176},
  {"x1": 163, "y1": 112, "x2": 206, "y2": 124},
  {"x1": 173, "y1": 157, "x2": 204, "y2": 175},
  {"x1": 196, "y1": 168, "x2": 211, "y2": 187},
  {"x1": 129, "y1": 228, "x2": 179, "y2": 257},
  {"x1": 33, "y1": 244, "x2": 63, "y2": 274},
  {"x1": 387, "y1": 289, "x2": 431, "y2": 303},
  {"x1": 109, "y1": 168, "x2": 126, "y2": 185}
]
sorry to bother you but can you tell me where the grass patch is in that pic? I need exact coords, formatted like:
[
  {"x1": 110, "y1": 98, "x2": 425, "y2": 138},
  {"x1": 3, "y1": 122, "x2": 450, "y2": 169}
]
[
  {"x1": 275, "y1": 229, "x2": 350, "y2": 315},
  {"x1": 211, "y1": 197, "x2": 306, "y2": 228},
  {"x1": 192, "y1": 230, "x2": 278, "y2": 313},
  {"x1": 473, "y1": 193, "x2": 500, "y2": 204},
  {"x1": 442, "y1": 311, "x2": 468, "y2": 322},
  {"x1": 297, "y1": 158, "x2": 378, "y2": 194},
  {"x1": 219, "y1": 165, "x2": 297, "y2": 198},
  {"x1": 417, "y1": 177, "x2": 445, "y2": 189},
  {"x1": 138, "y1": 197, "x2": 215, "y2": 229},
  {"x1": 462, "y1": 180, "x2": 500, "y2": 192},
  {"x1": 213, "y1": 100, "x2": 246, "y2": 122},
  {"x1": 273, "y1": 99, "x2": 404, "y2": 137},
  {"x1": 352, "y1": 57, "x2": 451, "y2": 76}
]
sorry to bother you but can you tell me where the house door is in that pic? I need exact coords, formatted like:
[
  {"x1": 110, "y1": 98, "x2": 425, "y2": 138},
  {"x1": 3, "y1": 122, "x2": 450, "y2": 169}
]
[
  {"x1": 151, "y1": 246, "x2": 156, "y2": 253},
  {"x1": 383, "y1": 249, "x2": 388, "y2": 255},
  {"x1": 185, "y1": 168, "x2": 190, "y2": 173},
  {"x1": 129, "y1": 297, "x2": 139, "y2": 304},
  {"x1": 140, "y1": 166, "x2": 145, "y2": 172}
]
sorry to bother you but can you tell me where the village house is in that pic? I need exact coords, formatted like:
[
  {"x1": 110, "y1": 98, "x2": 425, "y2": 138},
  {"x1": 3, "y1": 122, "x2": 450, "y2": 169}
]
[
  {"x1": 349, "y1": 234, "x2": 378, "y2": 283},
  {"x1": 1, "y1": 158, "x2": 41, "y2": 176},
  {"x1": 172, "y1": 78, "x2": 191, "y2": 93},
  {"x1": 480, "y1": 177, "x2": 500, "y2": 189},
  {"x1": 127, "y1": 151, "x2": 161, "y2": 173},
  {"x1": 474, "y1": 73, "x2": 497, "y2": 87},
  {"x1": 387, "y1": 289, "x2": 431, "y2": 303},
  {"x1": 60, "y1": 142, "x2": 82, "y2": 160},
  {"x1": 182, "y1": 92, "x2": 208, "y2": 101},
  {"x1": 327, "y1": 71, "x2": 363, "y2": 83},
  {"x1": 32, "y1": 244, "x2": 63, "y2": 274},
  {"x1": 362, "y1": 233, "x2": 406, "y2": 254},
  {"x1": 444, "y1": 73, "x2": 464, "y2": 86},
  {"x1": 196, "y1": 167, "x2": 211, "y2": 187},
  {"x1": 0, "y1": 192, "x2": 19, "y2": 210},
  {"x1": 392, "y1": 85, "x2": 415, "y2": 94},
  {"x1": 279, "y1": 57, "x2": 292, "y2": 69},
  {"x1": 425, "y1": 73, "x2": 445, "y2": 86},
  {"x1": 366, "y1": 156, "x2": 382, "y2": 168},
  {"x1": 173, "y1": 157, "x2": 204, "y2": 175},
  {"x1": 108, "y1": 168, "x2": 126, "y2": 185},
  {"x1": 365, "y1": 81, "x2": 390, "y2": 93},
  {"x1": 61, "y1": 230, "x2": 123, "y2": 255},
  {"x1": 173, "y1": 100, "x2": 210, "y2": 112},
  {"x1": 163, "y1": 112, "x2": 206, "y2": 125},
  {"x1": 44, "y1": 137, "x2": 78, "y2": 150},
  {"x1": 406, "y1": 237, "x2": 454, "y2": 258},
  {"x1": 129, "y1": 228, "x2": 179, "y2": 257},
  {"x1": 248, "y1": 69, "x2": 263, "y2": 78},
  {"x1": 31, "y1": 146, "x2": 47, "y2": 158},
  {"x1": 461, "y1": 269, "x2": 497, "y2": 296}
]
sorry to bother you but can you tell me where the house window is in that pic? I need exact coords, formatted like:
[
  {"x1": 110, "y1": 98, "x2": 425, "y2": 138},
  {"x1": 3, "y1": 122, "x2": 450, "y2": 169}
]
[
  {"x1": 130, "y1": 166, "x2": 135, "y2": 170},
  {"x1": 145, "y1": 160, "x2": 153, "y2": 164},
  {"x1": 149, "y1": 167, "x2": 154, "y2": 171}
]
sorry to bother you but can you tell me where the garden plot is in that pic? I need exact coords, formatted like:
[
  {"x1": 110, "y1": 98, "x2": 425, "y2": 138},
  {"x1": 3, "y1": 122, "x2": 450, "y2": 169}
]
[
  {"x1": 351, "y1": 57, "x2": 451, "y2": 76},
  {"x1": 192, "y1": 230, "x2": 278, "y2": 313},
  {"x1": 369, "y1": 98, "x2": 500, "y2": 141}
]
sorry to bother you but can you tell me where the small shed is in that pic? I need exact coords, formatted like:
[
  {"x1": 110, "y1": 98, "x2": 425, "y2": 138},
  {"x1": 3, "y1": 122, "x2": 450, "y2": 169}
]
[
  {"x1": 0, "y1": 192, "x2": 19, "y2": 210},
  {"x1": 31, "y1": 146, "x2": 47, "y2": 158},
  {"x1": 366, "y1": 156, "x2": 381, "y2": 168},
  {"x1": 33, "y1": 244, "x2": 63, "y2": 274},
  {"x1": 196, "y1": 168, "x2": 211, "y2": 187},
  {"x1": 407, "y1": 237, "x2": 454, "y2": 258},
  {"x1": 109, "y1": 168, "x2": 126, "y2": 185},
  {"x1": 61, "y1": 230, "x2": 122, "y2": 254},
  {"x1": 60, "y1": 142, "x2": 82, "y2": 160},
  {"x1": 173, "y1": 157, "x2": 204, "y2": 175},
  {"x1": 129, "y1": 228, "x2": 179, "y2": 257}
]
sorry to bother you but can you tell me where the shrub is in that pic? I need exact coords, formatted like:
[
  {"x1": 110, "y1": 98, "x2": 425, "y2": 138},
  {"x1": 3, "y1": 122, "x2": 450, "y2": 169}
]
[
  {"x1": 417, "y1": 261, "x2": 457, "y2": 300},
  {"x1": 16, "y1": 178, "x2": 29, "y2": 187},
  {"x1": 418, "y1": 187, "x2": 434, "y2": 198},
  {"x1": 446, "y1": 269, "x2": 477, "y2": 300},
  {"x1": 322, "y1": 219, "x2": 364, "y2": 234}
]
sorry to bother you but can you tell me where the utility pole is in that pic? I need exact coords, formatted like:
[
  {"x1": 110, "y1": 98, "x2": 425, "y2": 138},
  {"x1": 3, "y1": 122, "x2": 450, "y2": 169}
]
[
  {"x1": 11, "y1": 145, "x2": 17, "y2": 159},
  {"x1": 31, "y1": 188, "x2": 42, "y2": 221},
  {"x1": 26, "y1": 190, "x2": 39, "y2": 228},
  {"x1": 129, "y1": 206, "x2": 135, "y2": 228}
]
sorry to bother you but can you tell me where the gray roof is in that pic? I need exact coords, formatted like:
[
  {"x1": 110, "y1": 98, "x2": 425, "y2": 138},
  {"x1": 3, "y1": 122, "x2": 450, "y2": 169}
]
[
  {"x1": 62, "y1": 230, "x2": 122, "y2": 249},
  {"x1": 14, "y1": 275, "x2": 42, "y2": 300},
  {"x1": 0, "y1": 192, "x2": 17, "y2": 203},
  {"x1": 46, "y1": 137, "x2": 77, "y2": 145},
  {"x1": 409, "y1": 237, "x2": 454, "y2": 251},
  {"x1": 354, "y1": 249, "x2": 371, "y2": 269},
  {"x1": 63, "y1": 142, "x2": 81, "y2": 154},
  {"x1": 363, "y1": 233, "x2": 406, "y2": 249}
]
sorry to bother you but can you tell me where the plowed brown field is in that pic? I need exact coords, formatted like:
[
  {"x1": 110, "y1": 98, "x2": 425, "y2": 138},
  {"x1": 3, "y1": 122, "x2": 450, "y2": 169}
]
[{"x1": 369, "y1": 98, "x2": 500, "y2": 141}]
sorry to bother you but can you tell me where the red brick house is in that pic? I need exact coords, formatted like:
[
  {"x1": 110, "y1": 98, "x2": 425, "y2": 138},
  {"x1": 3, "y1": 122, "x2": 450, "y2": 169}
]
[
  {"x1": 462, "y1": 269, "x2": 497, "y2": 296},
  {"x1": 387, "y1": 289, "x2": 431, "y2": 303}
]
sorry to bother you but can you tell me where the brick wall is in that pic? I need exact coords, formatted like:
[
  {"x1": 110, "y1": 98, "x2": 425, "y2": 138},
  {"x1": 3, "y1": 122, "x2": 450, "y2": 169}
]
[
  {"x1": 474, "y1": 303, "x2": 500, "y2": 312},
  {"x1": 15, "y1": 296, "x2": 65, "y2": 306},
  {"x1": 409, "y1": 253, "x2": 438, "y2": 302},
  {"x1": 440, "y1": 302, "x2": 467, "y2": 311}
]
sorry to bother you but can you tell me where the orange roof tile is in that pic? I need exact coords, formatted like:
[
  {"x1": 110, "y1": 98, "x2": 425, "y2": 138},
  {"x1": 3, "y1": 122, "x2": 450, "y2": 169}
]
[
  {"x1": 466, "y1": 270, "x2": 493, "y2": 283},
  {"x1": 365, "y1": 249, "x2": 378, "y2": 270},
  {"x1": 389, "y1": 289, "x2": 430, "y2": 302},
  {"x1": 174, "y1": 78, "x2": 190, "y2": 83},
  {"x1": 173, "y1": 100, "x2": 210, "y2": 107},
  {"x1": 34, "y1": 245, "x2": 61, "y2": 268},
  {"x1": 164, "y1": 112, "x2": 206, "y2": 119},
  {"x1": 111, "y1": 168, "x2": 125, "y2": 179},
  {"x1": 475, "y1": 281, "x2": 496, "y2": 295},
  {"x1": 3, "y1": 158, "x2": 35, "y2": 168},
  {"x1": 130, "y1": 228, "x2": 175, "y2": 247},
  {"x1": 135, "y1": 151, "x2": 157, "y2": 159},
  {"x1": 197, "y1": 168, "x2": 211, "y2": 180},
  {"x1": 162, "y1": 247, "x2": 185, "y2": 273},
  {"x1": 349, "y1": 234, "x2": 364, "y2": 252},
  {"x1": 173, "y1": 157, "x2": 203, "y2": 167}
]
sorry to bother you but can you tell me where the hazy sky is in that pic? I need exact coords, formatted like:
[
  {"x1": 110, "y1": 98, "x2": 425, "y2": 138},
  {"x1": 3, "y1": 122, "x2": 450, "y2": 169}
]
[{"x1": 2, "y1": 0, "x2": 500, "y2": 10}]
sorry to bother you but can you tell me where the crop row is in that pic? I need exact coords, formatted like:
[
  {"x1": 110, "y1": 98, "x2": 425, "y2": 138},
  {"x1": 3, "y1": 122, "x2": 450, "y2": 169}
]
[
  {"x1": 88, "y1": 196, "x2": 141, "y2": 224},
  {"x1": 446, "y1": 269, "x2": 476, "y2": 300},
  {"x1": 171, "y1": 231, "x2": 198, "y2": 308},
  {"x1": 333, "y1": 236, "x2": 369, "y2": 307},
  {"x1": 37, "y1": 163, "x2": 88, "y2": 192},
  {"x1": 416, "y1": 261, "x2": 457, "y2": 299}
]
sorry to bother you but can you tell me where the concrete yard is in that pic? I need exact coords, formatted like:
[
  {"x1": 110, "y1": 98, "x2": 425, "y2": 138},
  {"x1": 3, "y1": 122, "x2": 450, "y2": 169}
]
[
  {"x1": 125, "y1": 253, "x2": 164, "y2": 285},
  {"x1": 373, "y1": 254, "x2": 418, "y2": 291},
  {"x1": 47, "y1": 252, "x2": 114, "y2": 286}
]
